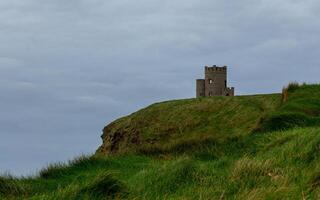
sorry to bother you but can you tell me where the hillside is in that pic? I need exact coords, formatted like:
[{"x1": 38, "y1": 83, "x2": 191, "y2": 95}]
[
  {"x1": 97, "y1": 93, "x2": 280, "y2": 155},
  {"x1": 1, "y1": 83, "x2": 320, "y2": 199}
]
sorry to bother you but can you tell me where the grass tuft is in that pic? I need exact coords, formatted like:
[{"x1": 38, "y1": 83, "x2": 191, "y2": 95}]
[
  {"x1": 39, "y1": 162, "x2": 67, "y2": 179},
  {"x1": 39, "y1": 154, "x2": 101, "y2": 179},
  {"x1": 79, "y1": 171, "x2": 127, "y2": 199}
]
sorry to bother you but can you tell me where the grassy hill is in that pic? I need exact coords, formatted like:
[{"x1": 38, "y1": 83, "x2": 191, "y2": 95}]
[
  {"x1": 2, "y1": 83, "x2": 320, "y2": 199},
  {"x1": 96, "y1": 93, "x2": 280, "y2": 155}
]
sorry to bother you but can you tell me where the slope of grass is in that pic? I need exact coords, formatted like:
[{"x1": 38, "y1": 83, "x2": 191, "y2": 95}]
[{"x1": 2, "y1": 83, "x2": 320, "y2": 199}]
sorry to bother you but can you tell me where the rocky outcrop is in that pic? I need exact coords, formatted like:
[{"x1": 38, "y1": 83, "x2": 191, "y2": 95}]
[{"x1": 96, "y1": 120, "x2": 140, "y2": 155}]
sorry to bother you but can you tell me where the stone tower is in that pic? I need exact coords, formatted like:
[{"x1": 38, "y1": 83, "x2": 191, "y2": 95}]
[{"x1": 196, "y1": 65, "x2": 234, "y2": 97}]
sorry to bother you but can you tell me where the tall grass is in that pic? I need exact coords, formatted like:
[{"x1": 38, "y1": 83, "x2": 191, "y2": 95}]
[
  {"x1": 39, "y1": 154, "x2": 101, "y2": 179},
  {"x1": 0, "y1": 175, "x2": 27, "y2": 198}
]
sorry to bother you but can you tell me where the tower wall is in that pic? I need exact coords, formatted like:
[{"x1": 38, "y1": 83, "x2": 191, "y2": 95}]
[
  {"x1": 196, "y1": 79, "x2": 205, "y2": 97},
  {"x1": 205, "y1": 66, "x2": 227, "y2": 96}
]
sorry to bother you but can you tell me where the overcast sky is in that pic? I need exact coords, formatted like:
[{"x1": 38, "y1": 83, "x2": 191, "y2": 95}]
[{"x1": 1, "y1": 0, "x2": 320, "y2": 175}]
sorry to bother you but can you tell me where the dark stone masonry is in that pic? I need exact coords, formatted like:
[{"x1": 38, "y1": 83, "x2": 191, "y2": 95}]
[{"x1": 196, "y1": 65, "x2": 234, "y2": 97}]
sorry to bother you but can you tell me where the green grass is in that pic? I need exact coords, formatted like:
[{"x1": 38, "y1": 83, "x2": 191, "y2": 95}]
[{"x1": 2, "y1": 83, "x2": 320, "y2": 199}]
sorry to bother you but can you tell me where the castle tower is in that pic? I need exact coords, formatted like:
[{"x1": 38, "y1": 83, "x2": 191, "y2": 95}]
[{"x1": 196, "y1": 65, "x2": 234, "y2": 97}]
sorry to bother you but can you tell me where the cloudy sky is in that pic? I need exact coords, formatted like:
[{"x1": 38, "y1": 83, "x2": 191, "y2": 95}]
[{"x1": 1, "y1": 0, "x2": 320, "y2": 175}]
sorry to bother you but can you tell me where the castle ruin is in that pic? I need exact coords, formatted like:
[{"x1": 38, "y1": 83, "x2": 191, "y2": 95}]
[{"x1": 196, "y1": 65, "x2": 234, "y2": 97}]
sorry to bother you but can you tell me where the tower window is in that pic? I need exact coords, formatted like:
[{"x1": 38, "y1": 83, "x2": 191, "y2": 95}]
[{"x1": 209, "y1": 79, "x2": 213, "y2": 84}]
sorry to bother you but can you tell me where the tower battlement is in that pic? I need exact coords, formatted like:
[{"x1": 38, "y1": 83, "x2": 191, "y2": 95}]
[
  {"x1": 205, "y1": 65, "x2": 227, "y2": 72},
  {"x1": 196, "y1": 65, "x2": 234, "y2": 97}
]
